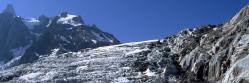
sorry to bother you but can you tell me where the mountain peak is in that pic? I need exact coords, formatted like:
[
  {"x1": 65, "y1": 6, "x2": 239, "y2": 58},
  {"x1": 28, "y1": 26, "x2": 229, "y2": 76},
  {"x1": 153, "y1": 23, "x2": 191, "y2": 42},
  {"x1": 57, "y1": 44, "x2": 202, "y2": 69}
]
[
  {"x1": 2, "y1": 4, "x2": 16, "y2": 16},
  {"x1": 229, "y1": 4, "x2": 249, "y2": 24},
  {"x1": 57, "y1": 12, "x2": 85, "y2": 26}
]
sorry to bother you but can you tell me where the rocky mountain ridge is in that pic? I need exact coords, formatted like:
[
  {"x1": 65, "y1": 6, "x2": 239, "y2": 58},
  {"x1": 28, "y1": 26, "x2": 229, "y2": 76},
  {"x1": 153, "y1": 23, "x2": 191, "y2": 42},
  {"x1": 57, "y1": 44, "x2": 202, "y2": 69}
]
[{"x1": 0, "y1": 4, "x2": 120, "y2": 67}]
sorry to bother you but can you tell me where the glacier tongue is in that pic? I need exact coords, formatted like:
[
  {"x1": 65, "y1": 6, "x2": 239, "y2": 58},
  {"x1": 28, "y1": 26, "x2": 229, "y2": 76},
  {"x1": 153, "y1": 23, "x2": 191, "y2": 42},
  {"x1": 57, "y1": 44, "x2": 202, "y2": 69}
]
[{"x1": 0, "y1": 40, "x2": 167, "y2": 82}]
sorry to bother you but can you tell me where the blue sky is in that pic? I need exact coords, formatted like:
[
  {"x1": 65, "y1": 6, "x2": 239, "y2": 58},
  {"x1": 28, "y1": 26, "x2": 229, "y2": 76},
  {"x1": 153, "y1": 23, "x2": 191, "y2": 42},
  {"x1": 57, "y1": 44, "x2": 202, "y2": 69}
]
[{"x1": 0, "y1": 0, "x2": 248, "y2": 42}]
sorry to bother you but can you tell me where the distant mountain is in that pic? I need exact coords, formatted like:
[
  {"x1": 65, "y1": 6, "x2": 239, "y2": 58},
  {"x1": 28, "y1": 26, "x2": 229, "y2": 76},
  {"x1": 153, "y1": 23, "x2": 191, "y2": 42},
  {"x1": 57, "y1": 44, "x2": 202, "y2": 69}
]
[
  {"x1": 0, "y1": 4, "x2": 120, "y2": 67},
  {"x1": 20, "y1": 12, "x2": 120, "y2": 64},
  {"x1": 1, "y1": 4, "x2": 249, "y2": 83}
]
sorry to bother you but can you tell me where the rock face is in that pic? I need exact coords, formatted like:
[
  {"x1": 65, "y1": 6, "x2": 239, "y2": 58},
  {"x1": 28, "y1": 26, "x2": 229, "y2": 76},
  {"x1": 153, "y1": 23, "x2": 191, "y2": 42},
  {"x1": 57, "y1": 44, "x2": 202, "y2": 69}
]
[
  {"x1": 1, "y1": 4, "x2": 249, "y2": 83},
  {"x1": 0, "y1": 5, "x2": 33, "y2": 64}
]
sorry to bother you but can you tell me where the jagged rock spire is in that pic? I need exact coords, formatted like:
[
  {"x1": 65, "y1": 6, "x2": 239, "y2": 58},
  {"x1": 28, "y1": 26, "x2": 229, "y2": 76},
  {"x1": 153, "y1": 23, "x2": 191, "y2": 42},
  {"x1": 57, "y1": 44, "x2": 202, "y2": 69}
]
[
  {"x1": 229, "y1": 5, "x2": 249, "y2": 24},
  {"x1": 2, "y1": 4, "x2": 16, "y2": 16}
]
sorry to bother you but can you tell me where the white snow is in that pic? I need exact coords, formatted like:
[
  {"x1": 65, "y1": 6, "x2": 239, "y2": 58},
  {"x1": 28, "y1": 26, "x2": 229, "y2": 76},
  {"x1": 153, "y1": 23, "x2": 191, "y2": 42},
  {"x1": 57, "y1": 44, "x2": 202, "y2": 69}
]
[
  {"x1": 238, "y1": 34, "x2": 249, "y2": 45},
  {"x1": 222, "y1": 54, "x2": 249, "y2": 83},
  {"x1": 19, "y1": 72, "x2": 42, "y2": 81},
  {"x1": 126, "y1": 48, "x2": 149, "y2": 55},
  {"x1": 136, "y1": 72, "x2": 143, "y2": 78},
  {"x1": 41, "y1": 71, "x2": 57, "y2": 81},
  {"x1": 113, "y1": 77, "x2": 130, "y2": 83},
  {"x1": 76, "y1": 66, "x2": 88, "y2": 72},
  {"x1": 51, "y1": 49, "x2": 59, "y2": 56},
  {"x1": 90, "y1": 40, "x2": 157, "y2": 52},
  {"x1": 109, "y1": 40, "x2": 114, "y2": 43},
  {"x1": 23, "y1": 18, "x2": 40, "y2": 29},
  {"x1": 57, "y1": 14, "x2": 82, "y2": 26},
  {"x1": 213, "y1": 27, "x2": 218, "y2": 31},
  {"x1": 122, "y1": 67, "x2": 131, "y2": 70},
  {"x1": 118, "y1": 40, "x2": 158, "y2": 46},
  {"x1": 144, "y1": 68, "x2": 156, "y2": 76},
  {"x1": 46, "y1": 19, "x2": 52, "y2": 27},
  {"x1": 91, "y1": 40, "x2": 97, "y2": 44}
]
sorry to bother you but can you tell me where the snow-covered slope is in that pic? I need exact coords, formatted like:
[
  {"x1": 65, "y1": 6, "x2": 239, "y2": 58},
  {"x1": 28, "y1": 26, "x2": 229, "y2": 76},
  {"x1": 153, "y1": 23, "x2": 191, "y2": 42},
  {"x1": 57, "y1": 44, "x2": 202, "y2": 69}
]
[
  {"x1": 0, "y1": 40, "x2": 163, "y2": 82},
  {"x1": 57, "y1": 12, "x2": 83, "y2": 26}
]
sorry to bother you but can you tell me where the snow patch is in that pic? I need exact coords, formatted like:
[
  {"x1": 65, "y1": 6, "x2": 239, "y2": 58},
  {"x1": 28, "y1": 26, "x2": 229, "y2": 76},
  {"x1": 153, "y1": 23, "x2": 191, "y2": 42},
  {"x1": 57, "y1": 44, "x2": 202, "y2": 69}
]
[
  {"x1": 122, "y1": 67, "x2": 131, "y2": 70},
  {"x1": 118, "y1": 40, "x2": 158, "y2": 46},
  {"x1": 41, "y1": 71, "x2": 57, "y2": 81},
  {"x1": 46, "y1": 19, "x2": 52, "y2": 27},
  {"x1": 76, "y1": 66, "x2": 88, "y2": 72},
  {"x1": 113, "y1": 77, "x2": 130, "y2": 83},
  {"x1": 91, "y1": 40, "x2": 97, "y2": 44},
  {"x1": 144, "y1": 68, "x2": 156, "y2": 76},
  {"x1": 23, "y1": 18, "x2": 40, "y2": 29},
  {"x1": 109, "y1": 40, "x2": 114, "y2": 43},
  {"x1": 57, "y1": 14, "x2": 82, "y2": 26},
  {"x1": 126, "y1": 48, "x2": 149, "y2": 55},
  {"x1": 238, "y1": 34, "x2": 249, "y2": 45},
  {"x1": 50, "y1": 49, "x2": 60, "y2": 57},
  {"x1": 92, "y1": 40, "x2": 157, "y2": 52}
]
